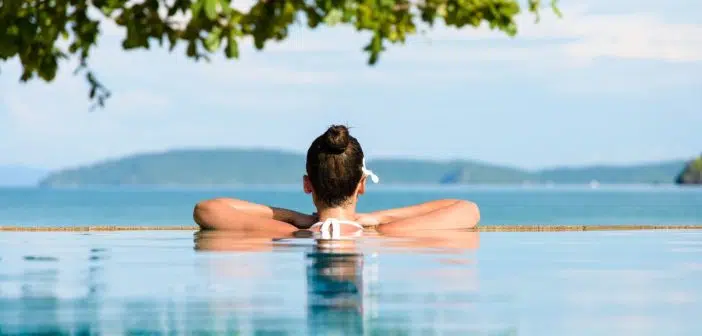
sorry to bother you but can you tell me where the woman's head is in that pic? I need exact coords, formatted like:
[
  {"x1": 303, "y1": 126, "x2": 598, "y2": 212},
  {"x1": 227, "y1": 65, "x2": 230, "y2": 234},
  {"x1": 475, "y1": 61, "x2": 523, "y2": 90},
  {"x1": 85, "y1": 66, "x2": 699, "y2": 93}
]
[{"x1": 304, "y1": 125, "x2": 367, "y2": 208}]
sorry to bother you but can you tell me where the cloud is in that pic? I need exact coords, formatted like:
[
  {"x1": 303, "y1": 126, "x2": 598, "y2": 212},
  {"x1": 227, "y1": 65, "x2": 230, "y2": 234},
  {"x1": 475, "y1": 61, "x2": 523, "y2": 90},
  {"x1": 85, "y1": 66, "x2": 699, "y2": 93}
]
[
  {"x1": 562, "y1": 14, "x2": 702, "y2": 62},
  {"x1": 94, "y1": 19, "x2": 346, "y2": 87},
  {"x1": 409, "y1": 6, "x2": 702, "y2": 63}
]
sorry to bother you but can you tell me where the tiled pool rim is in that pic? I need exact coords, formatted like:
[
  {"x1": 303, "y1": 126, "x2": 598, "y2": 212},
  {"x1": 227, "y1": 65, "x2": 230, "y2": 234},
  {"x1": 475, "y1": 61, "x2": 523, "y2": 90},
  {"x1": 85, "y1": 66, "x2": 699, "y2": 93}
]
[{"x1": 1, "y1": 225, "x2": 701, "y2": 232}]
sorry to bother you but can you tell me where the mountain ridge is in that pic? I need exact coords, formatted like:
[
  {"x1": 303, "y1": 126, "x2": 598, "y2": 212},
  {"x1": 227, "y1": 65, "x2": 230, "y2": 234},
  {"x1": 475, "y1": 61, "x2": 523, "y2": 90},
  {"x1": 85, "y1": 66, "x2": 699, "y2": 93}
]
[{"x1": 38, "y1": 148, "x2": 691, "y2": 187}]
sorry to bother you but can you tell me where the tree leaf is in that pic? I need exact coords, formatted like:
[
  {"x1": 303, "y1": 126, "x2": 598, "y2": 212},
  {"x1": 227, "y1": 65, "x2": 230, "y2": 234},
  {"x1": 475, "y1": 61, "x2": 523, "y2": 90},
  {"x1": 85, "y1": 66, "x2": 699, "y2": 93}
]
[
  {"x1": 219, "y1": 0, "x2": 232, "y2": 15},
  {"x1": 0, "y1": 0, "x2": 551, "y2": 109},
  {"x1": 204, "y1": 27, "x2": 222, "y2": 52},
  {"x1": 225, "y1": 31, "x2": 239, "y2": 58},
  {"x1": 323, "y1": 8, "x2": 343, "y2": 26},
  {"x1": 191, "y1": 0, "x2": 204, "y2": 18},
  {"x1": 187, "y1": 41, "x2": 197, "y2": 57},
  {"x1": 204, "y1": 0, "x2": 218, "y2": 20},
  {"x1": 551, "y1": 0, "x2": 563, "y2": 17}
]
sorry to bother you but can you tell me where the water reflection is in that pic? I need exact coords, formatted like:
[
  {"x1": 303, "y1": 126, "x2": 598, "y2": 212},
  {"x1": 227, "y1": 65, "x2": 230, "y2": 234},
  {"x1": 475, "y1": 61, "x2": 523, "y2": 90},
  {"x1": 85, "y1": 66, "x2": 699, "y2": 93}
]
[
  {"x1": 193, "y1": 229, "x2": 481, "y2": 335},
  {"x1": 4, "y1": 230, "x2": 700, "y2": 335},
  {"x1": 306, "y1": 240, "x2": 367, "y2": 335},
  {"x1": 0, "y1": 239, "x2": 107, "y2": 335},
  {"x1": 193, "y1": 230, "x2": 287, "y2": 252},
  {"x1": 0, "y1": 230, "x2": 483, "y2": 335}
]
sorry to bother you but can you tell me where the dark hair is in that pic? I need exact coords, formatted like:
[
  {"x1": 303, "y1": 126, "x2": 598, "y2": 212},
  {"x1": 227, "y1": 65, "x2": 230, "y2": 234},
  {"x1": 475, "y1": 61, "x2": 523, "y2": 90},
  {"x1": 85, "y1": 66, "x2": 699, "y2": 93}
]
[{"x1": 306, "y1": 125, "x2": 364, "y2": 207}]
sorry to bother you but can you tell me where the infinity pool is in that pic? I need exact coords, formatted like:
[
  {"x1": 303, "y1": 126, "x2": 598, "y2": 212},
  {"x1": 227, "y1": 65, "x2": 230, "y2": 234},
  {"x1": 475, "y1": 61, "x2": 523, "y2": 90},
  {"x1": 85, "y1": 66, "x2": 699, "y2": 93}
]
[{"x1": 1, "y1": 230, "x2": 701, "y2": 335}]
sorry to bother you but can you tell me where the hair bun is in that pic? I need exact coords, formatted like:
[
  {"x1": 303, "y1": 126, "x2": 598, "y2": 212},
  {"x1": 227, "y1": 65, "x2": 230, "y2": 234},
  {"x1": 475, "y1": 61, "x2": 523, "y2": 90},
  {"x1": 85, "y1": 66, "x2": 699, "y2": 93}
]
[{"x1": 321, "y1": 125, "x2": 350, "y2": 154}]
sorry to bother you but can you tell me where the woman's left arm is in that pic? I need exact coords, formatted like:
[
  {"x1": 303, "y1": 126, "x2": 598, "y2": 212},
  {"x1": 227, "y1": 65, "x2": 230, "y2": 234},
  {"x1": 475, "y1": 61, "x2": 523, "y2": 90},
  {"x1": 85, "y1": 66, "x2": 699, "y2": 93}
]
[{"x1": 193, "y1": 198, "x2": 316, "y2": 232}]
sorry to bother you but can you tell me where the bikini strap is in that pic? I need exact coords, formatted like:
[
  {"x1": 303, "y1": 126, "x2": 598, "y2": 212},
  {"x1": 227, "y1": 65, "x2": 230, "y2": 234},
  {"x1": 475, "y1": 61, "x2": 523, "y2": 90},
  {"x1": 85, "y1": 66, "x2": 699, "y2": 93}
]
[
  {"x1": 320, "y1": 218, "x2": 339, "y2": 240},
  {"x1": 314, "y1": 218, "x2": 363, "y2": 240}
]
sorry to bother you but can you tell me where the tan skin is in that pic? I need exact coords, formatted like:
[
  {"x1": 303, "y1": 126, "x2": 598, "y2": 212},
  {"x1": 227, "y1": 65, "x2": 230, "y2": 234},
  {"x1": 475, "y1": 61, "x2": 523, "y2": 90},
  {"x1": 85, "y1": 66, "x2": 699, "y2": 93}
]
[{"x1": 193, "y1": 173, "x2": 480, "y2": 235}]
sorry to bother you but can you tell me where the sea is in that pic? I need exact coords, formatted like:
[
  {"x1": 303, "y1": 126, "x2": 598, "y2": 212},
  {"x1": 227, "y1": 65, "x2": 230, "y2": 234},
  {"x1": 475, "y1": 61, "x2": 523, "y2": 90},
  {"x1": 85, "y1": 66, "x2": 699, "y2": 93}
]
[
  {"x1": 0, "y1": 185, "x2": 701, "y2": 335},
  {"x1": 0, "y1": 184, "x2": 700, "y2": 227}
]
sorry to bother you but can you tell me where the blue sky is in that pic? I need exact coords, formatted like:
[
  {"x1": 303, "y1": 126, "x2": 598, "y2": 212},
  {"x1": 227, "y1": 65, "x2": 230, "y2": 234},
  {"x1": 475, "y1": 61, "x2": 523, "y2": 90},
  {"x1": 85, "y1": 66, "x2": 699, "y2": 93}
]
[{"x1": 0, "y1": 0, "x2": 700, "y2": 170}]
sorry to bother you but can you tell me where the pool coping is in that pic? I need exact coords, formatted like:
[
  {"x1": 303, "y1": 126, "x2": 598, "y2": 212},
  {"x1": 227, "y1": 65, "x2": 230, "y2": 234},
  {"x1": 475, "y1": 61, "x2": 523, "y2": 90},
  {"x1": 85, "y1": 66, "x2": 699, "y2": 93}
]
[{"x1": 1, "y1": 225, "x2": 701, "y2": 232}]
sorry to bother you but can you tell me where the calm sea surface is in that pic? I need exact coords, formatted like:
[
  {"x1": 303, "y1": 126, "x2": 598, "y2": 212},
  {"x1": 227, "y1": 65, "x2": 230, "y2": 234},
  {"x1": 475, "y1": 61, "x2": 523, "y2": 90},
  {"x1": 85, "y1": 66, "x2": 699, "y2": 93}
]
[
  {"x1": 0, "y1": 186, "x2": 701, "y2": 335},
  {"x1": 0, "y1": 185, "x2": 701, "y2": 227}
]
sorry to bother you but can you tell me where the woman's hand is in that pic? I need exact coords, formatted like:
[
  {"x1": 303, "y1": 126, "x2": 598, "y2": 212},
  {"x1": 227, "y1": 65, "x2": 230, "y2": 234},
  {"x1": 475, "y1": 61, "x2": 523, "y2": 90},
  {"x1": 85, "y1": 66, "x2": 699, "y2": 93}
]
[{"x1": 290, "y1": 212, "x2": 319, "y2": 229}]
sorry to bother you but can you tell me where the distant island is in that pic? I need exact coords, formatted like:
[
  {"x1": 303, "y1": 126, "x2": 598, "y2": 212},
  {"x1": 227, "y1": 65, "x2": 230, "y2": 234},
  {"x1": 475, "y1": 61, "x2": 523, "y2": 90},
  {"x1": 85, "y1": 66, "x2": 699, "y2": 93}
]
[
  {"x1": 36, "y1": 148, "x2": 694, "y2": 187},
  {"x1": 675, "y1": 154, "x2": 702, "y2": 185}
]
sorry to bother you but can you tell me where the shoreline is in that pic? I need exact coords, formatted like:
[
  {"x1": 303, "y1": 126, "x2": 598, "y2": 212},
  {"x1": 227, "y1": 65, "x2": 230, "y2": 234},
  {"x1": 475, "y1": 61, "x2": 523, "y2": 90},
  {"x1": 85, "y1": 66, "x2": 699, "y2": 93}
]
[{"x1": 1, "y1": 225, "x2": 701, "y2": 232}]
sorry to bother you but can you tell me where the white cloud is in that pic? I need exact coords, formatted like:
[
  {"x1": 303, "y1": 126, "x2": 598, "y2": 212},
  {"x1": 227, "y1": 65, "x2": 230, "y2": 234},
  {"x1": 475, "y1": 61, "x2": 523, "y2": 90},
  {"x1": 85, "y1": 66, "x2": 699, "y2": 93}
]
[
  {"x1": 92, "y1": 21, "x2": 346, "y2": 87},
  {"x1": 562, "y1": 14, "x2": 702, "y2": 62},
  {"x1": 412, "y1": 6, "x2": 702, "y2": 63}
]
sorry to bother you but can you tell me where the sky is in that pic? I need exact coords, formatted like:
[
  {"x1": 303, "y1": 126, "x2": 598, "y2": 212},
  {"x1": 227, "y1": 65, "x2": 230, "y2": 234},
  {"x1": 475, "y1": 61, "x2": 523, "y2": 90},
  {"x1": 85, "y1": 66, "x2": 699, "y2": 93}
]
[{"x1": 0, "y1": 0, "x2": 700, "y2": 171}]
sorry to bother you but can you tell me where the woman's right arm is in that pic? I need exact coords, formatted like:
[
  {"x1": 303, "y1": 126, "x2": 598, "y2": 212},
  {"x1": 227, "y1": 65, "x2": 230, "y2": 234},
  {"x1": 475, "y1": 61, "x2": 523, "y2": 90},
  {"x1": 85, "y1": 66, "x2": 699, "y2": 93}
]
[
  {"x1": 363, "y1": 199, "x2": 480, "y2": 233},
  {"x1": 193, "y1": 198, "x2": 314, "y2": 233}
]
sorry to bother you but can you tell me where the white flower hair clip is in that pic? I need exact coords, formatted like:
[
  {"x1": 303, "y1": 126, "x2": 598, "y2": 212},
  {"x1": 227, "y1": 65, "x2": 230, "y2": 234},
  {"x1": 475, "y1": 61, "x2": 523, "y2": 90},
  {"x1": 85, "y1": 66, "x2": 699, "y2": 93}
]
[{"x1": 362, "y1": 158, "x2": 380, "y2": 184}]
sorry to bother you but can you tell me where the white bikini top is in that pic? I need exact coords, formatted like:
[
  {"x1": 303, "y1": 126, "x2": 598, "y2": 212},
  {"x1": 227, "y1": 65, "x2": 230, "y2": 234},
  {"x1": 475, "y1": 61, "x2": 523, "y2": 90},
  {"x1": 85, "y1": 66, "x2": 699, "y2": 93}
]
[{"x1": 310, "y1": 218, "x2": 364, "y2": 240}]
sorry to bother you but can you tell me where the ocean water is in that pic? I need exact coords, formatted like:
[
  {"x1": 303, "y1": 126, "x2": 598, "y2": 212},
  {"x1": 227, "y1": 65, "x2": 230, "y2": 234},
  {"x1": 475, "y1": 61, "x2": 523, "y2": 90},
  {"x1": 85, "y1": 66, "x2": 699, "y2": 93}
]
[
  {"x1": 1, "y1": 185, "x2": 701, "y2": 335},
  {"x1": 0, "y1": 185, "x2": 701, "y2": 227}
]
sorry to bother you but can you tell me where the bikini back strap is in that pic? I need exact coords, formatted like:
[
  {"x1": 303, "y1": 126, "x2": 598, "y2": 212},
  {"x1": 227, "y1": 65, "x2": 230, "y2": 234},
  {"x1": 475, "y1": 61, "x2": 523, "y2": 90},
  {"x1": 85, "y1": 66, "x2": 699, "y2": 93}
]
[{"x1": 316, "y1": 218, "x2": 363, "y2": 240}]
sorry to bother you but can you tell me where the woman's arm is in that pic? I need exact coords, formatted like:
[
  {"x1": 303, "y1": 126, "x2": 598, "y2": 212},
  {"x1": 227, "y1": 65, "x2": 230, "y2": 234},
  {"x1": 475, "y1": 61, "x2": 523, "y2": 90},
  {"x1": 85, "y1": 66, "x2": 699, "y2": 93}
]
[
  {"x1": 193, "y1": 198, "x2": 316, "y2": 232},
  {"x1": 359, "y1": 199, "x2": 480, "y2": 233}
]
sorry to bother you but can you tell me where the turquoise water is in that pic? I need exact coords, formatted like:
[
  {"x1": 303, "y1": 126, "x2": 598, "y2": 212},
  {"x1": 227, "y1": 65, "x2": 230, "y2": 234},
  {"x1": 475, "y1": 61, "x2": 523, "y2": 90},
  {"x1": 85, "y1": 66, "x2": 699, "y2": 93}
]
[
  {"x1": 1, "y1": 185, "x2": 701, "y2": 227},
  {"x1": 0, "y1": 230, "x2": 701, "y2": 335},
  {"x1": 1, "y1": 186, "x2": 701, "y2": 335}
]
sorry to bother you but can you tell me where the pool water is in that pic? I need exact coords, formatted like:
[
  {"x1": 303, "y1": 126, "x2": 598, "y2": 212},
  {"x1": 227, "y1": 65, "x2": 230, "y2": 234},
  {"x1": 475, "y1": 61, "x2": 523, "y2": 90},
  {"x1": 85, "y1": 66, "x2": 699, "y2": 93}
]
[{"x1": 1, "y1": 229, "x2": 700, "y2": 335}]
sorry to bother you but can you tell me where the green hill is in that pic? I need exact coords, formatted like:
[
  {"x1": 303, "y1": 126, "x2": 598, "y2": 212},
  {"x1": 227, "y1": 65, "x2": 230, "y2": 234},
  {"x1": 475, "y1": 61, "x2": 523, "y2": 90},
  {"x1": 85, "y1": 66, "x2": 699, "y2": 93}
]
[
  {"x1": 37, "y1": 148, "x2": 691, "y2": 187},
  {"x1": 39, "y1": 149, "x2": 305, "y2": 187},
  {"x1": 675, "y1": 154, "x2": 702, "y2": 185},
  {"x1": 360, "y1": 159, "x2": 530, "y2": 184},
  {"x1": 536, "y1": 160, "x2": 687, "y2": 184}
]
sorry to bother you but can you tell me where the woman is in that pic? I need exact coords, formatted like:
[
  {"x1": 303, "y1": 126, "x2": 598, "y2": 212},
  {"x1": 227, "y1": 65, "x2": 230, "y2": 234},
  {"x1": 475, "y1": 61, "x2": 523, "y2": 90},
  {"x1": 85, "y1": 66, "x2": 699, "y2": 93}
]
[{"x1": 193, "y1": 125, "x2": 480, "y2": 237}]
